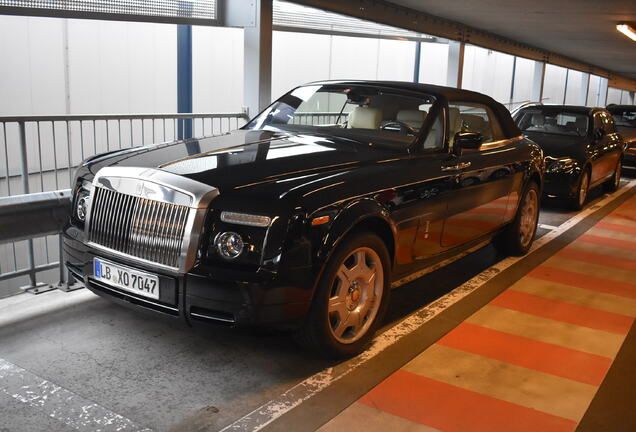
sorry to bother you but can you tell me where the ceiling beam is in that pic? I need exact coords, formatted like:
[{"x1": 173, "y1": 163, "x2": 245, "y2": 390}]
[{"x1": 289, "y1": 0, "x2": 636, "y2": 92}]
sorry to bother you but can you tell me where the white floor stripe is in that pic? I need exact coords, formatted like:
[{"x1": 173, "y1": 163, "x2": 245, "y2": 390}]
[
  {"x1": 538, "y1": 223, "x2": 560, "y2": 230},
  {"x1": 0, "y1": 358, "x2": 152, "y2": 432},
  {"x1": 220, "y1": 179, "x2": 636, "y2": 432}
]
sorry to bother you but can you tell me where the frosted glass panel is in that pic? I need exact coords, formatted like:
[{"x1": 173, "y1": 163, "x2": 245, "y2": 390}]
[
  {"x1": 462, "y1": 45, "x2": 514, "y2": 106},
  {"x1": 564, "y1": 70, "x2": 586, "y2": 105},
  {"x1": 511, "y1": 57, "x2": 538, "y2": 111},
  {"x1": 542, "y1": 64, "x2": 567, "y2": 105},
  {"x1": 418, "y1": 41, "x2": 449, "y2": 86}
]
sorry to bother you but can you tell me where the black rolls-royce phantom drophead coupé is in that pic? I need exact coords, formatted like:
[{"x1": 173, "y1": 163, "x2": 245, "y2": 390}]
[{"x1": 64, "y1": 81, "x2": 544, "y2": 357}]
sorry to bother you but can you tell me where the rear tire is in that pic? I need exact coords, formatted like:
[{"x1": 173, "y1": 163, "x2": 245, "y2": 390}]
[
  {"x1": 295, "y1": 232, "x2": 390, "y2": 359},
  {"x1": 604, "y1": 159, "x2": 622, "y2": 193},
  {"x1": 570, "y1": 169, "x2": 590, "y2": 210},
  {"x1": 494, "y1": 181, "x2": 540, "y2": 256}
]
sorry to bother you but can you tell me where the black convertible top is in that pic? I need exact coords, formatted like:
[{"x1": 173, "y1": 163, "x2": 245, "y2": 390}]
[{"x1": 307, "y1": 80, "x2": 522, "y2": 139}]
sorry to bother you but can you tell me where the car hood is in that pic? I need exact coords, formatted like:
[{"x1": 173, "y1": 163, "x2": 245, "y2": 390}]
[
  {"x1": 617, "y1": 127, "x2": 636, "y2": 144},
  {"x1": 81, "y1": 129, "x2": 401, "y2": 201},
  {"x1": 522, "y1": 131, "x2": 587, "y2": 159}
]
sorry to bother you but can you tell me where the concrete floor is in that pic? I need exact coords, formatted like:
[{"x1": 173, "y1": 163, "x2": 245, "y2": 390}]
[{"x1": 1, "y1": 174, "x2": 634, "y2": 432}]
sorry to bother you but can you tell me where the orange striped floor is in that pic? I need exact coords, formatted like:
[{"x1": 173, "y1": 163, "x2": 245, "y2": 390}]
[{"x1": 320, "y1": 194, "x2": 636, "y2": 432}]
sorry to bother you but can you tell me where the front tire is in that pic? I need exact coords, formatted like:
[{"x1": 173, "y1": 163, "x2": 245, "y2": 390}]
[
  {"x1": 570, "y1": 169, "x2": 590, "y2": 210},
  {"x1": 295, "y1": 232, "x2": 390, "y2": 358},
  {"x1": 494, "y1": 181, "x2": 540, "y2": 256}
]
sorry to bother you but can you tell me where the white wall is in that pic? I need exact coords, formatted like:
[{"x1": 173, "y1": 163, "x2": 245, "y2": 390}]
[
  {"x1": 462, "y1": 45, "x2": 514, "y2": 105},
  {"x1": 542, "y1": 64, "x2": 567, "y2": 105},
  {"x1": 192, "y1": 26, "x2": 244, "y2": 112},
  {"x1": 271, "y1": 31, "x2": 416, "y2": 102},
  {"x1": 418, "y1": 42, "x2": 448, "y2": 86},
  {"x1": 512, "y1": 57, "x2": 538, "y2": 107},
  {"x1": 0, "y1": 16, "x2": 67, "y2": 115},
  {"x1": 271, "y1": 31, "x2": 331, "y2": 101},
  {"x1": 68, "y1": 20, "x2": 177, "y2": 114},
  {"x1": 0, "y1": 15, "x2": 178, "y2": 115}
]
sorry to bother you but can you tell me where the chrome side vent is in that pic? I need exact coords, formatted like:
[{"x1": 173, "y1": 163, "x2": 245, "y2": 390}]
[{"x1": 88, "y1": 187, "x2": 190, "y2": 268}]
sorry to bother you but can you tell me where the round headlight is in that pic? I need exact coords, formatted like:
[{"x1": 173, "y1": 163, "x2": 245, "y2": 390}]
[
  {"x1": 76, "y1": 190, "x2": 90, "y2": 222},
  {"x1": 215, "y1": 232, "x2": 244, "y2": 259}
]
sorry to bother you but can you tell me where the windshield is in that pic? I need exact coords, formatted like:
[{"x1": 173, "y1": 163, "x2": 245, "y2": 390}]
[
  {"x1": 245, "y1": 84, "x2": 437, "y2": 149},
  {"x1": 607, "y1": 108, "x2": 636, "y2": 129},
  {"x1": 516, "y1": 110, "x2": 588, "y2": 137}
]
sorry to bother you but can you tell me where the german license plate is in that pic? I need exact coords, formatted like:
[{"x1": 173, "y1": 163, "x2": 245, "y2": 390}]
[{"x1": 93, "y1": 257, "x2": 159, "y2": 300}]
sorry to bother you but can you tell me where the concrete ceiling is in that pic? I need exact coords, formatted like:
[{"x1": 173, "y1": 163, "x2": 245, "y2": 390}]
[{"x1": 391, "y1": 0, "x2": 636, "y2": 80}]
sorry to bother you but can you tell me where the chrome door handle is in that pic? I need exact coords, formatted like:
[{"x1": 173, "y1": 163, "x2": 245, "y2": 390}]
[{"x1": 441, "y1": 161, "x2": 471, "y2": 171}]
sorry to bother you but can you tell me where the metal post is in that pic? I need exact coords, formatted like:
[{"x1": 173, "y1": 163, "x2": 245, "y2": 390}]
[
  {"x1": 56, "y1": 235, "x2": 81, "y2": 292},
  {"x1": 509, "y1": 56, "x2": 517, "y2": 110},
  {"x1": 17, "y1": 121, "x2": 52, "y2": 294},
  {"x1": 562, "y1": 68, "x2": 569, "y2": 104},
  {"x1": 177, "y1": 22, "x2": 193, "y2": 140},
  {"x1": 413, "y1": 41, "x2": 421, "y2": 83}
]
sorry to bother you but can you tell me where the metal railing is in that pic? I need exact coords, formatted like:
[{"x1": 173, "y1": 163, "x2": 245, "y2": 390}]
[
  {"x1": 0, "y1": 111, "x2": 249, "y2": 298},
  {"x1": 290, "y1": 112, "x2": 348, "y2": 126}
]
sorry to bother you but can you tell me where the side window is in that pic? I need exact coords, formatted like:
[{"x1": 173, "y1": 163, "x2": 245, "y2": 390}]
[{"x1": 448, "y1": 103, "x2": 505, "y2": 151}]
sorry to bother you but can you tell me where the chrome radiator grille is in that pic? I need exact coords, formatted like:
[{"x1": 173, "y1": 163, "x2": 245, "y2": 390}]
[{"x1": 88, "y1": 186, "x2": 190, "y2": 268}]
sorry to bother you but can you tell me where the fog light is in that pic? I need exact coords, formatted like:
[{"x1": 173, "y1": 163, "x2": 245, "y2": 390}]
[
  {"x1": 215, "y1": 232, "x2": 244, "y2": 259},
  {"x1": 76, "y1": 190, "x2": 90, "y2": 222}
]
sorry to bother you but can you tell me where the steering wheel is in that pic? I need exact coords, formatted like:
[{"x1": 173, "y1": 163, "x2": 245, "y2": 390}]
[{"x1": 380, "y1": 121, "x2": 418, "y2": 136}]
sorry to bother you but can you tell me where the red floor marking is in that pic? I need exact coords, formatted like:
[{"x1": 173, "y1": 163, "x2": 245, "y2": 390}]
[
  {"x1": 595, "y1": 221, "x2": 636, "y2": 235},
  {"x1": 491, "y1": 290, "x2": 633, "y2": 335},
  {"x1": 438, "y1": 323, "x2": 612, "y2": 386},
  {"x1": 557, "y1": 247, "x2": 636, "y2": 272},
  {"x1": 607, "y1": 212, "x2": 636, "y2": 222},
  {"x1": 579, "y1": 233, "x2": 636, "y2": 252},
  {"x1": 359, "y1": 370, "x2": 577, "y2": 432},
  {"x1": 528, "y1": 266, "x2": 636, "y2": 300}
]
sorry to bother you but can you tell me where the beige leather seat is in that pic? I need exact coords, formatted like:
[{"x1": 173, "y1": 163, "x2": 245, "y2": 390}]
[
  {"x1": 348, "y1": 106, "x2": 382, "y2": 129},
  {"x1": 396, "y1": 110, "x2": 427, "y2": 129}
]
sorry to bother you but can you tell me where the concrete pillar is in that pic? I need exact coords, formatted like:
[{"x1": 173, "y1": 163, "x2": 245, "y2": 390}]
[
  {"x1": 226, "y1": 0, "x2": 273, "y2": 118},
  {"x1": 531, "y1": 61, "x2": 545, "y2": 103},
  {"x1": 447, "y1": 41, "x2": 464, "y2": 88}
]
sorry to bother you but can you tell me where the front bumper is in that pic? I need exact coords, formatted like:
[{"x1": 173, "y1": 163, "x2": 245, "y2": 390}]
[
  {"x1": 624, "y1": 150, "x2": 636, "y2": 169},
  {"x1": 63, "y1": 225, "x2": 313, "y2": 327},
  {"x1": 542, "y1": 170, "x2": 579, "y2": 198}
]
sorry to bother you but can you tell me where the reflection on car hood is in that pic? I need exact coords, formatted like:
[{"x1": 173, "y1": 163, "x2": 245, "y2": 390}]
[
  {"x1": 522, "y1": 131, "x2": 587, "y2": 159},
  {"x1": 617, "y1": 127, "x2": 636, "y2": 144},
  {"x1": 82, "y1": 129, "x2": 400, "y2": 194}
]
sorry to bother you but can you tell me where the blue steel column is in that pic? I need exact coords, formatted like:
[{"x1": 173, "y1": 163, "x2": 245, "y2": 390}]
[
  {"x1": 413, "y1": 41, "x2": 421, "y2": 83},
  {"x1": 177, "y1": 24, "x2": 193, "y2": 140}
]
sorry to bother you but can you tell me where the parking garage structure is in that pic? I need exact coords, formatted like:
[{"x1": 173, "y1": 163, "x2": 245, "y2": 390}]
[{"x1": 1, "y1": 1, "x2": 636, "y2": 431}]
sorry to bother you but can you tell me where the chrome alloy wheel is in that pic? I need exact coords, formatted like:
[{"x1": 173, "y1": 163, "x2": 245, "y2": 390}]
[
  {"x1": 327, "y1": 247, "x2": 384, "y2": 344},
  {"x1": 578, "y1": 171, "x2": 589, "y2": 207},
  {"x1": 519, "y1": 188, "x2": 539, "y2": 248}
]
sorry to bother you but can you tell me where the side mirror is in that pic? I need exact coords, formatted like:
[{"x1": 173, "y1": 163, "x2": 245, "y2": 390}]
[
  {"x1": 453, "y1": 131, "x2": 483, "y2": 155},
  {"x1": 594, "y1": 128, "x2": 605, "y2": 140}
]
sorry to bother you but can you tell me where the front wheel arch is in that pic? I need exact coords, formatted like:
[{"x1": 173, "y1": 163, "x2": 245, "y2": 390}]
[{"x1": 314, "y1": 199, "x2": 397, "y2": 270}]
